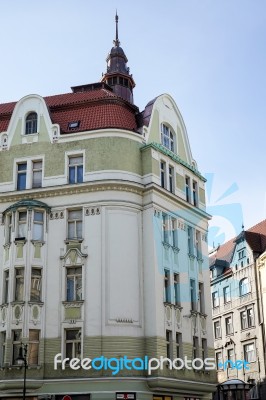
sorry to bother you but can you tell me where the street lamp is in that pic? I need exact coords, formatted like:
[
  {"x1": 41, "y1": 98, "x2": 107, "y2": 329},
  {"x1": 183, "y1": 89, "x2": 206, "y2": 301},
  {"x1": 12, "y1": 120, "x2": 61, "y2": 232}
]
[{"x1": 16, "y1": 343, "x2": 28, "y2": 400}]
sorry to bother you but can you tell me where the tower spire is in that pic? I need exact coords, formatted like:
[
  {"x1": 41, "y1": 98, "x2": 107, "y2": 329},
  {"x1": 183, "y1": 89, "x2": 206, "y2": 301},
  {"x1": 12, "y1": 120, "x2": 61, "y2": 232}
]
[{"x1": 114, "y1": 11, "x2": 120, "y2": 47}]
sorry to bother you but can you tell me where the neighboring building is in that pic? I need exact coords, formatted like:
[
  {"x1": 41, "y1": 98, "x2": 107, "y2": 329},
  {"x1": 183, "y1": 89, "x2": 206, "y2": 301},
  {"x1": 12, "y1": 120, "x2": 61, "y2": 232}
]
[
  {"x1": 209, "y1": 220, "x2": 266, "y2": 399},
  {"x1": 0, "y1": 15, "x2": 216, "y2": 400}
]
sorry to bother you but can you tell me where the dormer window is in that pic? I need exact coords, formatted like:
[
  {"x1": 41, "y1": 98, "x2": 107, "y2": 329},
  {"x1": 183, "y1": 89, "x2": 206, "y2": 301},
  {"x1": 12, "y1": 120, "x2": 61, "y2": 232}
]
[
  {"x1": 25, "y1": 112, "x2": 37, "y2": 135},
  {"x1": 161, "y1": 124, "x2": 175, "y2": 152}
]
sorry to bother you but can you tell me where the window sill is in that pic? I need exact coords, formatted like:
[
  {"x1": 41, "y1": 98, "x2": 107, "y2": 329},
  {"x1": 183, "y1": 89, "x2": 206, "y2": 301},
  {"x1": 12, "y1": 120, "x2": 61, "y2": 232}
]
[
  {"x1": 174, "y1": 304, "x2": 183, "y2": 310},
  {"x1": 188, "y1": 253, "x2": 195, "y2": 259},
  {"x1": 162, "y1": 241, "x2": 171, "y2": 248},
  {"x1": 172, "y1": 245, "x2": 180, "y2": 253},
  {"x1": 65, "y1": 238, "x2": 83, "y2": 244},
  {"x1": 28, "y1": 301, "x2": 44, "y2": 305},
  {"x1": 62, "y1": 300, "x2": 84, "y2": 305},
  {"x1": 163, "y1": 301, "x2": 172, "y2": 307},
  {"x1": 14, "y1": 238, "x2": 27, "y2": 244},
  {"x1": 10, "y1": 301, "x2": 25, "y2": 305},
  {"x1": 31, "y1": 240, "x2": 45, "y2": 245}
]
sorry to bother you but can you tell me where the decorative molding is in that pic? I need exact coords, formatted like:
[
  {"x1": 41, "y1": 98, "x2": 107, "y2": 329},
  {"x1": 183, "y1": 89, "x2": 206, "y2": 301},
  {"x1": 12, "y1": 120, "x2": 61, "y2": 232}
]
[
  {"x1": 85, "y1": 207, "x2": 101, "y2": 216},
  {"x1": 178, "y1": 219, "x2": 186, "y2": 230},
  {"x1": 50, "y1": 210, "x2": 64, "y2": 220},
  {"x1": 116, "y1": 317, "x2": 133, "y2": 323}
]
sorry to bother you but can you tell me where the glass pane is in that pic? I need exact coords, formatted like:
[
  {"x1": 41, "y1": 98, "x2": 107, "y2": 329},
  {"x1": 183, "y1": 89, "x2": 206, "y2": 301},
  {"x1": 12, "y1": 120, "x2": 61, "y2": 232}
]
[
  {"x1": 66, "y1": 330, "x2": 80, "y2": 340},
  {"x1": 69, "y1": 166, "x2": 76, "y2": 183},
  {"x1": 67, "y1": 277, "x2": 74, "y2": 301},
  {"x1": 33, "y1": 223, "x2": 43, "y2": 241},
  {"x1": 29, "y1": 330, "x2": 39, "y2": 341},
  {"x1": 77, "y1": 166, "x2": 83, "y2": 183},
  {"x1": 76, "y1": 221, "x2": 82, "y2": 238},
  {"x1": 69, "y1": 210, "x2": 82, "y2": 220},
  {"x1": 28, "y1": 342, "x2": 38, "y2": 365},
  {"x1": 69, "y1": 156, "x2": 83, "y2": 165},
  {"x1": 17, "y1": 173, "x2": 26, "y2": 190},
  {"x1": 19, "y1": 212, "x2": 27, "y2": 222},
  {"x1": 18, "y1": 223, "x2": 26, "y2": 238},
  {"x1": 68, "y1": 222, "x2": 75, "y2": 239},
  {"x1": 76, "y1": 276, "x2": 82, "y2": 300},
  {"x1": 33, "y1": 161, "x2": 42, "y2": 170},
  {"x1": 34, "y1": 212, "x2": 43, "y2": 222},
  {"x1": 33, "y1": 171, "x2": 42, "y2": 187},
  {"x1": 66, "y1": 342, "x2": 73, "y2": 358},
  {"x1": 18, "y1": 163, "x2": 27, "y2": 171}
]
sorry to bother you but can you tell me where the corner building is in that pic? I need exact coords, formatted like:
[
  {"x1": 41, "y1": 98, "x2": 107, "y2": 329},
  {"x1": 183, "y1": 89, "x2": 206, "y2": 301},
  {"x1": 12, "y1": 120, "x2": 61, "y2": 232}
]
[{"x1": 0, "y1": 16, "x2": 216, "y2": 400}]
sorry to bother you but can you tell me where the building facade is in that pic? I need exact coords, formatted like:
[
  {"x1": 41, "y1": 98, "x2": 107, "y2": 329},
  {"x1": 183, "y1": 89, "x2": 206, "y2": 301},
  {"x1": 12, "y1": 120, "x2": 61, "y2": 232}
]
[
  {"x1": 0, "y1": 16, "x2": 216, "y2": 400},
  {"x1": 209, "y1": 220, "x2": 266, "y2": 399}
]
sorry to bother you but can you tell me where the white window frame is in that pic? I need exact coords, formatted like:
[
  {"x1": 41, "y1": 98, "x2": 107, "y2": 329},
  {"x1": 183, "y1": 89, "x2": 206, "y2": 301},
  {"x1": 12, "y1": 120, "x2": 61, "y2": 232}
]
[
  {"x1": 67, "y1": 209, "x2": 83, "y2": 240},
  {"x1": 65, "y1": 328, "x2": 82, "y2": 359},
  {"x1": 14, "y1": 157, "x2": 44, "y2": 190},
  {"x1": 160, "y1": 158, "x2": 175, "y2": 193},
  {"x1": 212, "y1": 291, "x2": 219, "y2": 308},
  {"x1": 244, "y1": 342, "x2": 256, "y2": 363},
  {"x1": 225, "y1": 315, "x2": 233, "y2": 335},
  {"x1": 66, "y1": 266, "x2": 83, "y2": 302},
  {"x1": 214, "y1": 320, "x2": 221, "y2": 339},
  {"x1": 160, "y1": 123, "x2": 175, "y2": 152}
]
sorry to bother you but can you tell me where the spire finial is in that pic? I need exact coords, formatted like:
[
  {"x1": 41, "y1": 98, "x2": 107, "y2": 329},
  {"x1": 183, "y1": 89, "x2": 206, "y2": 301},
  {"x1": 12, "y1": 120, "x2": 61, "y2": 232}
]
[{"x1": 114, "y1": 11, "x2": 120, "y2": 46}]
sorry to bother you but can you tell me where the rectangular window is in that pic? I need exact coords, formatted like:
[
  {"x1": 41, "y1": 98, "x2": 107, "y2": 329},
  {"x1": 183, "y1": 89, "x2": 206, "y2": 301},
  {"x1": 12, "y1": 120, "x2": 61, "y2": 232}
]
[
  {"x1": 160, "y1": 162, "x2": 166, "y2": 189},
  {"x1": 185, "y1": 176, "x2": 191, "y2": 202},
  {"x1": 187, "y1": 226, "x2": 193, "y2": 254},
  {"x1": 164, "y1": 269, "x2": 171, "y2": 303},
  {"x1": 28, "y1": 330, "x2": 39, "y2": 365},
  {"x1": 241, "y1": 308, "x2": 255, "y2": 329},
  {"x1": 0, "y1": 332, "x2": 6, "y2": 367},
  {"x1": 225, "y1": 315, "x2": 233, "y2": 335},
  {"x1": 32, "y1": 211, "x2": 44, "y2": 241},
  {"x1": 195, "y1": 230, "x2": 201, "y2": 259},
  {"x1": 216, "y1": 351, "x2": 223, "y2": 369},
  {"x1": 32, "y1": 161, "x2": 42, "y2": 188},
  {"x1": 214, "y1": 320, "x2": 221, "y2": 339},
  {"x1": 247, "y1": 308, "x2": 254, "y2": 327},
  {"x1": 66, "y1": 267, "x2": 82, "y2": 301},
  {"x1": 190, "y1": 279, "x2": 197, "y2": 311},
  {"x1": 212, "y1": 291, "x2": 219, "y2": 308},
  {"x1": 3, "y1": 270, "x2": 9, "y2": 303},
  {"x1": 14, "y1": 268, "x2": 24, "y2": 301},
  {"x1": 65, "y1": 329, "x2": 81, "y2": 359},
  {"x1": 199, "y1": 282, "x2": 205, "y2": 313},
  {"x1": 166, "y1": 330, "x2": 172, "y2": 359},
  {"x1": 30, "y1": 268, "x2": 42, "y2": 302},
  {"x1": 171, "y1": 218, "x2": 178, "y2": 247},
  {"x1": 12, "y1": 330, "x2": 22, "y2": 365},
  {"x1": 202, "y1": 338, "x2": 207, "y2": 360},
  {"x1": 192, "y1": 180, "x2": 198, "y2": 206},
  {"x1": 227, "y1": 348, "x2": 234, "y2": 368},
  {"x1": 176, "y1": 332, "x2": 182, "y2": 358},
  {"x1": 169, "y1": 166, "x2": 174, "y2": 193},
  {"x1": 17, "y1": 211, "x2": 27, "y2": 238},
  {"x1": 17, "y1": 163, "x2": 27, "y2": 190},
  {"x1": 68, "y1": 210, "x2": 82, "y2": 239},
  {"x1": 192, "y1": 336, "x2": 199, "y2": 359},
  {"x1": 244, "y1": 343, "x2": 255, "y2": 362},
  {"x1": 174, "y1": 273, "x2": 180, "y2": 306},
  {"x1": 162, "y1": 214, "x2": 168, "y2": 243},
  {"x1": 68, "y1": 156, "x2": 83, "y2": 184},
  {"x1": 223, "y1": 286, "x2": 231, "y2": 303}
]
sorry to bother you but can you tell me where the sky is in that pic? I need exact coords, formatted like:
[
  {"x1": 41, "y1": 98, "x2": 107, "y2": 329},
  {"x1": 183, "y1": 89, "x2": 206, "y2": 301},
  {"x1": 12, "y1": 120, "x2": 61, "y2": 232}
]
[{"x1": 1, "y1": 0, "x2": 266, "y2": 247}]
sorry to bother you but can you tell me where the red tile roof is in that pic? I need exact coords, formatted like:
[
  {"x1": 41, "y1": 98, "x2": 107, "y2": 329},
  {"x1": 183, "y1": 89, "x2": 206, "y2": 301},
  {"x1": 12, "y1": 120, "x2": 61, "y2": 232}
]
[
  {"x1": 0, "y1": 87, "x2": 140, "y2": 134},
  {"x1": 210, "y1": 219, "x2": 266, "y2": 267}
]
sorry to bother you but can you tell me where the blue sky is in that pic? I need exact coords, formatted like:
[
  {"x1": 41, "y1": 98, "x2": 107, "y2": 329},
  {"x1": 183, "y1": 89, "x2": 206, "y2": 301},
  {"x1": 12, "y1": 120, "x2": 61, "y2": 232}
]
[{"x1": 1, "y1": 0, "x2": 265, "y2": 246}]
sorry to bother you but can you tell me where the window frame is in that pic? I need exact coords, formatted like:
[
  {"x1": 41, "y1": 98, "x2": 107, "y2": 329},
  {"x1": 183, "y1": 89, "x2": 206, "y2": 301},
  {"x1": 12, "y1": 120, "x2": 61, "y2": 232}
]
[
  {"x1": 30, "y1": 268, "x2": 42, "y2": 302},
  {"x1": 14, "y1": 267, "x2": 24, "y2": 302},
  {"x1": 67, "y1": 209, "x2": 83, "y2": 240},
  {"x1": 17, "y1": 162, "x2": 27, "y2": 190},
  {"x1": 243, "y1": 342, "x2": 256, "y2": 363},
  {"x1": 3, "y1": 270, "x2": 9, "y2": 304},
  {"x1": 12, "y1": 329, "x2": 22, "y2": 365},
  {"x1": 65, "y1": 328, "x2": 82, "y2": 359},
  {"x1": 239, "y1": 277, "x2": 250, "y2": 297},
  {"x1": 68, "y1": 155, "x2": 84, "y2": 184},
  {"x1": 214, "y1": 320, "x2": 222, "y2": 339},
  {"x1": 225, "y1": 315, "x2": 233, "y2": 336},
  {"x1": 28, "y1": 330, "x2": 40, "y2": 365},
  {"x1": 32, "y1": 160, "x2": 43, "y2": 188},
  {"x1": 164, "y1": 269, "x2": 171, "y2": 303},
  {"x1": 223, "y1": 286, "x2": 231, "y2": 304},
  {"x1": 25, "y1": 112, "x2": 38, "y2": 135},
  {"x1": 66, "y1": 266, "x2": 82, "y2": 302},
  {"x1": 32, "y1": 210, "x2": 44, "y2": 241},
  {"x1": 160, "y1": 123, "x2": 175, "y2": 152}
]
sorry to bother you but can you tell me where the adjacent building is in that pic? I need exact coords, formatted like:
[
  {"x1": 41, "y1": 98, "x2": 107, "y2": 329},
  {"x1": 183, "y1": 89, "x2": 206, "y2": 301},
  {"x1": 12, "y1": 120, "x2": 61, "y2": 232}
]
[
  {"x1": 0, "y1": 15, "x2": 216, "y2": 400},
  {"x1": 209, "y1": 220, "x2": 266, "y2": 399}
]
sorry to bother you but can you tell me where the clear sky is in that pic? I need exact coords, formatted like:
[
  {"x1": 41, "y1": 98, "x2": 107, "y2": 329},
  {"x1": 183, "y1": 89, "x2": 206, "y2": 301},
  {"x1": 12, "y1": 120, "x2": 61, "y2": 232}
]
[{"x1": 1, "y1": 0, "x2": 265, "y2": 247}]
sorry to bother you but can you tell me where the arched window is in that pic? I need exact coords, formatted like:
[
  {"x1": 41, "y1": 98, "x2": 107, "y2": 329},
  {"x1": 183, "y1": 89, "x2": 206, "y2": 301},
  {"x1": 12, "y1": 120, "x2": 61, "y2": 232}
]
[
  {"x1": 161, "y1": 124, "x2": 175, "y2": 152},
  {"x1": 25, "y1": 112, "x2": 37, "y2": 135},
  {"x1": 239, "y1": 277, "x2": 250, "y2": 296}
]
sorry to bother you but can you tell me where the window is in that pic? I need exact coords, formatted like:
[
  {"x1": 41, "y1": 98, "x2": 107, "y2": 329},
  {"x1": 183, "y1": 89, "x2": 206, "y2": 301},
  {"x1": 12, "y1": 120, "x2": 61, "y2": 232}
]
[
  {"x1": 28, "y1": 330, "x2": 39, "y2": 365},
  {"x1": 32, "y1": 211, "x2": 44, "y2": 241},
  {"x1": 216, "y1": 351, "x2": 223, "y2": 369},
  {"x1": 164, "y1": 269, "x2": 171, "y2": 303},
  {"x1": 214, "y1": 320, "x2": 221, "y2": 339},
  {"x1": 187, "y1": 226, "x2": 193, "y2": 255},
  {"x1": 171, "y1": 218, "x2": 178, "y2": 247},
  {"x1": 12, "y1": 330, "x2": 22, "y2": 364},
  {"x1": 17, "y1": 163, "x2": 27, "y2": 190},
  {"x1": 3, "y1": 270, "x2": 9, "y2": 303},
  {"x1": 202, "y1": 338, "x2": 207, "y2": 360},
  {"x1": 160, "y1": 162, "x2": 166, "y2": 189},
  {"x1": 5, "y1": 214, "x2": 12, "y2": 243},
  {"x1": 30, "y1": 268, "x2": 42, "y2": 302},
  {"x1": 239, "y1": 277, "x2": 250, "y2": 296},
  {"x1": 225, "y1": 315, "x2": 233, "y2": 335},
  {"x1": 68, "y1": 210, "x2": 82, "y2": 239},
  {"x1": 0, "y1": 332, "x2": 6, "y2": 367},
  {"x1": 161, "y1": 124, "x2": 174, "y2": 152},
  {"x1": 176, "y1": 333, "x2": 182, "y2": 358},
  {"x1": 25, "y1": 112, "x2": 37, "y2": 135},
  {"x1": 238, "y1": 249, "x2": 245, "y2": 259},
  {"x1": 227, "y1": 348, "x2": 234, "y2": 368},
  {"x1": 17, "y1": 211, "x2": 27, "y2": 238},
  {"x1": 65, "y1": 329, "x2": 81, "y2": 359},
  {"x1": 241, "y1": 308, "x2": 255, "y2": 329},
  {"x1": 168, "y1": 166, "x2": 174, "y2": 193},
  {"x1": 212, "y1": 291, "x2": 219, "y2": 308},
  {"x1": 223, "y1": 286, "x2": 231, "y2": 303},
  {"x1": 162, "y1": 214, "x2": 168, "y2": 243},
  {"x1": 174, "y1": 273, "x2": 180, "y2": 306},
  {"x1": 192, "y1": 336, "x2": 199, "y2": 359},
  {"x1": 32, "y1": 161, "x2": 42, "y2": 188},
  {"x1": 67, "y1": 267, "x2": 82, "y2": 301},
  {"x1": 199, "y1": 282, "x2": 205, "y2": 313},
  {"x1": 68, "y1": 156, "x2": 83, "y2": 184},
  {"x1": 14, "y1": 268, "x2": 24, "y2": 301},
  {"x1": 190, "y1": 279, "x2": 197, "y2": 311},
  {"x1": 185, "y1": 176, "x2": 191, "y2": 202},
  {"x1": 192, "y1": 181, "x2": 198, "y2": 206},
  {"x1": 244, "y1": 343, "x2": 255, "y2": 362},
  {"x1": 195, "y1": 230, "x2": 201, "y2": 259},
  {"x1": 166, "y1": 330, "x2": 172, "y2": 359}
]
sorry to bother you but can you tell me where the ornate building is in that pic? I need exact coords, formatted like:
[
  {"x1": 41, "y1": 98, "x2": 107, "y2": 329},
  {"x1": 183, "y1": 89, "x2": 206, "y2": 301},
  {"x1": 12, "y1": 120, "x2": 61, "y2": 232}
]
[{"x1": 0, "y1": 15, "x2": 216, "y2": 400}]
